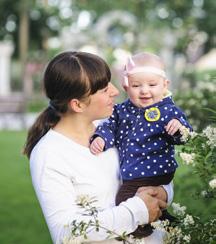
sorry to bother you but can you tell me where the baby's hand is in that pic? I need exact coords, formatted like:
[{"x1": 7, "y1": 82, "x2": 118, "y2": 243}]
[
  {"x1": 165, "y1": 119, "x2": 183, "y2": 136},
  {"x1": 90, "y1": 137, "x2": 105, "y2": 155}
]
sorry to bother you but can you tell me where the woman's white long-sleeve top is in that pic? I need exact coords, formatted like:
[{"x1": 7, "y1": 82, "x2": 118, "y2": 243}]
[{"x1": 30, "y1": 129, "x2": 173, "y2": 244}]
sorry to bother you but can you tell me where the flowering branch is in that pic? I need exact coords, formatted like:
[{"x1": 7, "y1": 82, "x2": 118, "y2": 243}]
[
  {"x1": 178, "y1": 124, "x2": 216, "y2": 198},
  {"x1": 151, "y1": 202, "x2": 216, "y2": 243},
  {"x1": 63, "y1": 195, "x2": 134, "y2": 244}
]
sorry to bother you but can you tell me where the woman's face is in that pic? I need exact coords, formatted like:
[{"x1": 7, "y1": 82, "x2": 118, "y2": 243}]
[{"x1": 85, "y1": 82, "x2": 119, "y2": 120}]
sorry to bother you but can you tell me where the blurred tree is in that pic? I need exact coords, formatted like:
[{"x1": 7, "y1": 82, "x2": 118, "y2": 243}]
[
  {"x1": 0, "y1": 0, "x2": 73, "y2": 93},
  {"x1": 1, "y1": 0, "x2": 214, "y2": 59},
  {"x1": 73, "y1": 0, "x2": 216, "y2": 57},
  {"x1": 0, "y1": 0, "x2": 72, "y2": 58}
]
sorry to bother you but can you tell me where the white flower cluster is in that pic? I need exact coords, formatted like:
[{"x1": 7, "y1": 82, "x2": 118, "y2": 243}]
[
  {"x1": 201, "y1": 190, "x2": 208, "y2": 197},
  {"x1": 75, "y1": 194, "x2": 95, "y2": 207},
  {"x1": 151, "y1": 211, "x2": 194, "y2": 244},
  {"x1": 189, "y1": 131, "x2": 198, "y2": 139},
  {"x1": 182, "y1": 234, "x2": 191, "y2": 243},
  {"x1": 197, "y1": 81, "x2": 216, "y2": 93},
  {"x1": 209, "y1": 178, "x2": 216, "y2": 189},
  {"x1": 183, "y1": 214, "x2": 195, "y2": 226},
  {"x1": 179, "y1": 152, "x2": 196, "y2": 166},
  {"x1": 151, "y1": 219, "x2": 169, "y2": 232},
  {"x1": 164, "y1": 226, "x2": 185, "y2": 244},
  {"x1": 203, "y1": 126, "x2": 216, "y2": 148},
  {"x1": 171, "y1": 202, "x2": 186, "y2": 217},
  {"x1": 180, "y1": 126, "x2": 190, "y2": 142}
]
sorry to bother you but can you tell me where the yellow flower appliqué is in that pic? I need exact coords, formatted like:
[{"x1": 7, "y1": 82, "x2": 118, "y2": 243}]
[{"x1": 144, "y1": 107, "x2": 161, "y2": 122}]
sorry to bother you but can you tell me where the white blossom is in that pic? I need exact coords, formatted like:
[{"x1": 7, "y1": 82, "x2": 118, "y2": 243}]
[
  {"x1": 197, "y1": 81, "x2": 216, "y2": 93},
  {"x1": 203, "y1": 126, "x2": 216, "y2": 148},
  {"x1": 183, "y1": 234, "x2": 191, "y2": 243},
  {"x1": 189, "y1": 131, "x2": 198, "y2": 139},
  {"x1": 201, "y1": 190, "x2": 208, "y2": 197},
  {"x1": 172, "y1": 202, "x2": 186, "y2": 216},
  {"x1": 179, "y1": 152, "x2": 196, "y2": 166},
  {"x1": 183, "y1": 214, "x2": 195, "y2": 226},
  {"x1": 164, "y1": 226, "x2": 183, "y2": 244},
  {"x1": 180, "y1": 126, "x2": 190, "y2": 142},
  {"x1": 76, "y1": 194, "x2": 95, "y2": 207},
  {"x1": 151, "y1": 220, "x2": 169, "y2": 232},
  {"x1": 209, "y1": 178, "x2": 216, "y2": 189}
]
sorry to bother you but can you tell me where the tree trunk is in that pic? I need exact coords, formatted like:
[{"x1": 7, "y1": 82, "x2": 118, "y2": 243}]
[{"x1": 18, "y1": 0, "x2": 29, "y2": 94}]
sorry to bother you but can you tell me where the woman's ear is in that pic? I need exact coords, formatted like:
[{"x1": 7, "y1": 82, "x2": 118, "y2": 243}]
[{"x1": 69, "y1": 99, "x2": 87, "y2": 113}]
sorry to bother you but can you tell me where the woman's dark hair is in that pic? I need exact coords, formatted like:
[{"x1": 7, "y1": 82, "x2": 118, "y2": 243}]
[{"x1": 23, "y1": 51, "x2": 111, "y2": 158}]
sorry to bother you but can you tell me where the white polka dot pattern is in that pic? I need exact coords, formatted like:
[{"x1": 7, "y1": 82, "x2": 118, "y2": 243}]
[{"x1": 93, "y1": 96, "x2": 192, "y2": 180}]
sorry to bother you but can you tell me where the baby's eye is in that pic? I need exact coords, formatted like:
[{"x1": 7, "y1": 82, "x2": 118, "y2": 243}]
[
  {"x1": 149, "y1": 84, "x2": 157, "y2": 86},
  {"x1": 132, "y1": 84, "x2": 139, "y2": 87}
]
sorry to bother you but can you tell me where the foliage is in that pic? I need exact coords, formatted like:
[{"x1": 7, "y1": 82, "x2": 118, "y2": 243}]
[
  {"x1": 152, "y1": 203, "x2": 216, "y2": 244},
  {"x1": 166, "y1": 110, "x2": 216, "y2": 243},
  {"x1": 26, "y1": 98, "x2": 47, "y2": 113},
  {"x1": 0, "y1": 0, "x2": 72, "y2": 57},
  {"x1": 174, "y1": 75, "x2": 216, "y2": 132},
  {"x1": 178, "y1": 120, "x2": 216, "y2": 198},
  {"x1": 73, "y1": 0, "x2": 216, "y2": 54},
  {"x1": 1, "y1": 0, "x2": 216, "y2": 58}
]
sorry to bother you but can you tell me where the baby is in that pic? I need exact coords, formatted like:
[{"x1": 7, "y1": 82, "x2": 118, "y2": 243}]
[{"x1": 90, "y1": 52, "x2": 192, "y2": 237}]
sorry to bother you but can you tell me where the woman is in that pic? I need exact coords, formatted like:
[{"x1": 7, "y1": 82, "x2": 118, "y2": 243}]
[{"x1": 24, "y1": 51, "x2": 172, "y2": 244}]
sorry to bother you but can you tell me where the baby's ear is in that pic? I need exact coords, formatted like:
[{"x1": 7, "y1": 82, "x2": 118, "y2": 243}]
[
  {"x1": 122, "y1": 85, "x2": 128, "y2": 92},
  {"x1": 165, "y1": 79, "x2": 170, "y2": 88}
]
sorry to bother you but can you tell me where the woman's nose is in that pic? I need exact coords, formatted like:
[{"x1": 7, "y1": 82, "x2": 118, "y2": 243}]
[{"x1": 109, "y1": 83, "x2": 119, "y2": 97}]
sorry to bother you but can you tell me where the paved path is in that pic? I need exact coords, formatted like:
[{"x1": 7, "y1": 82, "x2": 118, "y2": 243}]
[{"x1": 0, "y1": 113, "x2": 38, "y2": 130}]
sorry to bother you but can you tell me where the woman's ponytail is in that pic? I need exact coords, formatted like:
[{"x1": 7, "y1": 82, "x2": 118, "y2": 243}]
[{"x1": 23, "y1": 106, "x2": 60, "y2": 158}]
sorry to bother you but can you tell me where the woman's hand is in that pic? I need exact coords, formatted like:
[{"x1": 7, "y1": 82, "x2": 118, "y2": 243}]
[
  {"x1": 136, "y1": 189, "x2": 167, "y2": 223},
  {"x1": 137, "y1": 185, "x2": 168, "y2": 202}
]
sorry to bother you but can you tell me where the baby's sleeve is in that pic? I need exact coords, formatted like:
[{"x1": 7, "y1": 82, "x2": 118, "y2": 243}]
[{"x1": 93, "y1": 105, "x2": 120, "y2": 150}]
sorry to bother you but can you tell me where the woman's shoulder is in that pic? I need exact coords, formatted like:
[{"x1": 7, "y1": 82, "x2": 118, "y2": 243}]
[
  {"x1": 30, "y1": 129, "x2": 69, "y2": 165},
  {"x1": 32, "y1": 130, "x2": 61, "y2": 152}
]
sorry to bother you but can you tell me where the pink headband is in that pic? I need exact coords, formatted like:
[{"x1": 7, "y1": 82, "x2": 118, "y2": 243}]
[{"x1": 122, "y1": 57, "x2": 167, "y2": 87}]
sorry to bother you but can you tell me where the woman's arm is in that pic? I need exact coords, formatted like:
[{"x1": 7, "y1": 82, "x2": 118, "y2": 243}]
[
  {"x1": 162, "y1": 181, "x2": 174, "y2": 205},
  {"x1": 30, "y1": 149, "x2": 165, "y2": 243}
]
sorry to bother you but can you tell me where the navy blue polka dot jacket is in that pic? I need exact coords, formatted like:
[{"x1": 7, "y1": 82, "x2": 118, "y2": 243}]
[{"x1": 94, "y1": 96, "x2": 192, "y2": 180}]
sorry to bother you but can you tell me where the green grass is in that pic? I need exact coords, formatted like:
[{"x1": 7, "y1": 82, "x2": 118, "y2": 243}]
[
  {"x1": 0, "y1": 131, "x2": 52, "y2": 244},
  {"x1": 0, "y1": 131, "x2": 215, "y2": 243}
]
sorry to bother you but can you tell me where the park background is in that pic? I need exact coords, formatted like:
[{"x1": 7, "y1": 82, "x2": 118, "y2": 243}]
[{"x1": 0, "y1": 0, "x2": 215, "y2": 243}]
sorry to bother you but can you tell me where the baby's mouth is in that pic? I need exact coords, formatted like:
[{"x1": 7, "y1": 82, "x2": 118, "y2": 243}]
[{"x1": 139, "y1": 97, "x2": 152, "y2": 102}]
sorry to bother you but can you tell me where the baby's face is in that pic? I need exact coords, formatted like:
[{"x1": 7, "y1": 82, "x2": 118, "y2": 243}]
[{"x1": 126, "y1": 72, "x2": 168, "y2": 108}]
